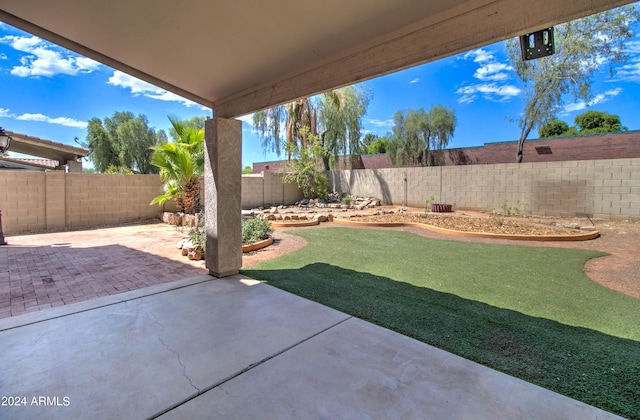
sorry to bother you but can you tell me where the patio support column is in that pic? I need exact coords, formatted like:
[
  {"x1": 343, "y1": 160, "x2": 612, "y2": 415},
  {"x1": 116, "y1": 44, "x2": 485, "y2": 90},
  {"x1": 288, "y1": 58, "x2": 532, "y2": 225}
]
[{"x1": 204, "y1": 117, "x2": 242, "y2": 277}]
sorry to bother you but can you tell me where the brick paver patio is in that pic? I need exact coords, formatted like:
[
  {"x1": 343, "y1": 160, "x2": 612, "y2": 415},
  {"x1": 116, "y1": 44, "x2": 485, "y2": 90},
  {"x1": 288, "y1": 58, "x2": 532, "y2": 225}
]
[{"x1": 0, "y1": 223, "x2": 207, "y2": 319}]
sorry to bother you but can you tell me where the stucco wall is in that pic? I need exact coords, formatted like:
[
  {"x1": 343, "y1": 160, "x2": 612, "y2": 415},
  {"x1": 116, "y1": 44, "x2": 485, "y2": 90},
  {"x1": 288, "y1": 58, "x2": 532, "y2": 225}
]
[{"x1": 329, "y1": 158, "x2": 640, "y2": 220}]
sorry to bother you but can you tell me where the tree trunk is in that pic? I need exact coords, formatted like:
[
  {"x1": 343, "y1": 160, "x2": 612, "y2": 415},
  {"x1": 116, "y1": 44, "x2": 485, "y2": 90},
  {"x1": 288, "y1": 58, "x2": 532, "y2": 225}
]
[
  {"x1": 182, "y1": 178, "x2": 201, "y2": 215},
  {"x1": 320, "y1": 132, "x2": 330, "y2": 171}
]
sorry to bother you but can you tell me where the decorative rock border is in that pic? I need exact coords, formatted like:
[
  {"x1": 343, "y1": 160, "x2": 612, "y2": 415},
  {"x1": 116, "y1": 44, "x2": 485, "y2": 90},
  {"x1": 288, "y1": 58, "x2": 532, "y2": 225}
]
[
  {"x1": 333, "y1": 218, "x2": 600, "y2": 241},
  {"x1": 242, "y1": 237, "x2": 274, "y2": 253}
]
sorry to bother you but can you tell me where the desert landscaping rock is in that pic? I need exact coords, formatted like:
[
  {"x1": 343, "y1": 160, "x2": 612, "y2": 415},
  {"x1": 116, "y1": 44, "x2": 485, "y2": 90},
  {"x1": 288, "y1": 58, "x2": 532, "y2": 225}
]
[{"x1": 338, "y1": 212, "x2": 593, "y2": 237}]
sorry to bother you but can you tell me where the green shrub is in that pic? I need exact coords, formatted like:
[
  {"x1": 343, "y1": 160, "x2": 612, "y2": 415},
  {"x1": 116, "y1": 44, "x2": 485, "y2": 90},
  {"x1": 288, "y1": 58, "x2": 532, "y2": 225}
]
[
  {"x1": 188, "y1": 226, "x2": 206, "y2": 251},
  {"x1": 341, "y1": 195, "x2": 352, "y2": 205},
  {"x1": 242, "y1": 217, "x2": 273, "y2": 245},
  {"x1": 282, "y1": 131, "x2": 329, "y2": 199},
  {"x1": 104, "y1": 165, "x2": 134, "y2": 174},
  {"x1": 424, "y1": 195, "x2": 435, "y2": 214}
]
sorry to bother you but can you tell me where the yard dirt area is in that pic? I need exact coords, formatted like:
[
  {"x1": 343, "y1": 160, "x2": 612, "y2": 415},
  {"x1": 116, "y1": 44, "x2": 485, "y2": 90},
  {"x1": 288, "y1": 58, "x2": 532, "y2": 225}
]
[{"x1": 242, "y1": 206, "x2": 640, "y2": 299}]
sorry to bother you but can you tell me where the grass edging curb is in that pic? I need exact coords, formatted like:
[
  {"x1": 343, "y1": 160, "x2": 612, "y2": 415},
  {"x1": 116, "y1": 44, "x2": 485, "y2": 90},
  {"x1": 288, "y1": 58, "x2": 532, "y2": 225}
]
[
  {"x1": 332, "y1": 218, "x2": 600, "y2": 241},
  {"x1": 242, "y1": 237, "x2": 273, "y2": 253}
]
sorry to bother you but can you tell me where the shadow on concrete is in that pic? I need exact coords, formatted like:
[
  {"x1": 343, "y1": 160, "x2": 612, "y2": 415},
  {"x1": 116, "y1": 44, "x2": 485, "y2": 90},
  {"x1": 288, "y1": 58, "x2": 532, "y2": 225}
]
[{"x1": 242, "y1": 262, "x2": 640, "y2": 419}]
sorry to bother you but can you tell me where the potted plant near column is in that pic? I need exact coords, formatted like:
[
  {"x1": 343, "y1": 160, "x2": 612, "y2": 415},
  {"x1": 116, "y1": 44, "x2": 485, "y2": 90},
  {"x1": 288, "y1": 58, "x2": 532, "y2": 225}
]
[{"x1": 186, "y1": 225, "x2": 205, "y2": 260}]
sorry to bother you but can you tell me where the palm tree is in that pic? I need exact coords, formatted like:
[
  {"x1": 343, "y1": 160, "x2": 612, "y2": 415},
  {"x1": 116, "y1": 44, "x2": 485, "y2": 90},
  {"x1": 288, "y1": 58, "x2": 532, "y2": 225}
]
[
  {"x1": 252, "y1": 86, "x2": 370, "y2": 169},
  {"x1": 150, "y1": 117, "x2": 204, "y2": 214},
  {"x1": 253, "y1": 98, "x2": 317, "y2": 161}
]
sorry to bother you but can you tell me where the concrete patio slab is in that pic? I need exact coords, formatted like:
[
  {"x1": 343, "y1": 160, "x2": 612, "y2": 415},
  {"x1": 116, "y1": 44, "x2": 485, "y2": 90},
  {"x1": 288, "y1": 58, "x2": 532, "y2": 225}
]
[
  {"x1": 0, "y1": 275, "x2": 349, "y2": 419},
  {"x1": 0, "y1": 276, "x2": 621, "y2": 419},
  {"x1": 163, "y1": 316, "x2": 620, "y2": 420}
]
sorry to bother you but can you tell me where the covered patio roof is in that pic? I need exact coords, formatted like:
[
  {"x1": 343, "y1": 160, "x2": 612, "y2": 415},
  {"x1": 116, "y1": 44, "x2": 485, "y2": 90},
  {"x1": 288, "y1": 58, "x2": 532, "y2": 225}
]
[
  {"x1": 0, "y1": 0, "x2": 632, "y2": 118},
  {"x1": 4, "y1": 130, "x2": 88, "y2": 163}
]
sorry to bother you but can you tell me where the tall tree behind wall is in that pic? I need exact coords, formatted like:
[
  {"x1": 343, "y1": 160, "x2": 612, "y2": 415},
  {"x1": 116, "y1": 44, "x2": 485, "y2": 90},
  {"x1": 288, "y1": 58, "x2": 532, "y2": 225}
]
[
  {"x1": 85, "y1": 111, "x2": 167, "y2": 173},
  {"x1": 386, "y1": 105, "x2": 457, "y2": 167},
  {"x1": 252, "y1": 86, "x2": 371, "y2": 169},
  {"x1": 318, "y1": 86, "x2": 371, "y2": 170}
]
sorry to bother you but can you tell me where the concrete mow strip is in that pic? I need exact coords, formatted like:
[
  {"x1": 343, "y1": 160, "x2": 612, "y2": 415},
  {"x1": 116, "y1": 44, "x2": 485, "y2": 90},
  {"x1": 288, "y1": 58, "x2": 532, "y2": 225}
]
[
  {"x1": 161, "y1": 317, "x2": 621, "y2": 420},
  {"x1": 0, "y1": 276, "x2": 349, "y2": 419}
]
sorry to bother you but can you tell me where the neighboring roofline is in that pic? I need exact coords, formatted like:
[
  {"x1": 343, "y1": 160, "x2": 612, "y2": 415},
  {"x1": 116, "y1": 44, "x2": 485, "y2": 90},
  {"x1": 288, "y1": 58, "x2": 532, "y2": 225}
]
[
  {"x1": 4, "y1": 131, "x2": 89, "y2": 166},
  {"x1": 0, "y1": 156, "x2": 58, "y2": 171},
  {"x1": 478, "y1": 129, "x2": 640, "y2": 148}
]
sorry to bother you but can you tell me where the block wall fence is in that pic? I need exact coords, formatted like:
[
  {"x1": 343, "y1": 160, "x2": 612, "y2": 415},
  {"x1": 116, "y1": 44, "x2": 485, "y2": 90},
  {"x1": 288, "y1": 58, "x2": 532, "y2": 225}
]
[
  {"x1": 2, "y1": 158, "x2": 636, "y2": 234},
  {"x1": 0, "y1": 171, "x2": 302, "y2": 234},
  {"x1": 329, "y1": 158, "x2": 640, "y2": 220}
]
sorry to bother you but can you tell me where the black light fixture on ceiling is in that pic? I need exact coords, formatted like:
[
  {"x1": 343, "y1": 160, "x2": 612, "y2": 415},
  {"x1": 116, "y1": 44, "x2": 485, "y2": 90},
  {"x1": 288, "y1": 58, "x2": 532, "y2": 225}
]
[
  {"x1": 520, "y1": 27, "x2": 555, "y2": 61},
  {"x1": 0, "y1": 127, "x2": 11, "y2": 154}
]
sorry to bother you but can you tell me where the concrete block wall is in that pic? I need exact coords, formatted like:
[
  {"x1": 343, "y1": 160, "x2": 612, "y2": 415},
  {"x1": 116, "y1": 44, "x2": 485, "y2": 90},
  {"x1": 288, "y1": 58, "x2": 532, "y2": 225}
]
[
  {"x1": 65, "y1": 174, "x2": 163, "y2": 229},
  {"x1": 330, "y1": 158, "x2": 640, "y2": 220},
  {"x1": 241, "y1": 172, "x2": 303, "y2": 209},
  {"x1": 0, "y1": 171, "x2": 47, "y2": 233},
  {"x1": 0, "y1": 171, "x2": 305, "y2": 234},
  {"x1": 242, "y1": 174, "x2": 265, "y2": 209},
  {"x1": 0, "y1": 172, "x2": 166, "y2": 234}
]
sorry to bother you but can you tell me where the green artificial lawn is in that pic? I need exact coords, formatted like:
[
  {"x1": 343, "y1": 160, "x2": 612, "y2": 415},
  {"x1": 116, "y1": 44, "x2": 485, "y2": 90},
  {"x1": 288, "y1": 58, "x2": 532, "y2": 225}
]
[{"x1": 241, "y1": 227, "x2": 640, "y2": 419}]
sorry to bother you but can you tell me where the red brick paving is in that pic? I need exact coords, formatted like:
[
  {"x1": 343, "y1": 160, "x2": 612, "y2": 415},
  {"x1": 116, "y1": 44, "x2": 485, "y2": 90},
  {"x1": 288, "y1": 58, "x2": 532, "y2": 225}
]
[{"x1": 0, "y1": 223, "x2": 208, "y2": 319}]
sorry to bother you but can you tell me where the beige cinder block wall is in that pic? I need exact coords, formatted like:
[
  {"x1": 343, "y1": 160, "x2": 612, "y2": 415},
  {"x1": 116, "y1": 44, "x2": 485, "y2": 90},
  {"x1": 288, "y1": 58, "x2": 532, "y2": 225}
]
[
  {"x1": 0, "y1": 172, "x2": 168, "y2": 234},
  {"x1": 330, "y1": 158, "x2": 640, "y2": 220},
  {"x1": 0, "y1": 170, "x2": 304, "y2": 233},
  {"x1": 240, "y1": 172, "x2": 303, "y2": 209},
  {"x1": 65, "y1": 173, "x2": 166, "y2": 229},
  {"x1": 0, "y1": 171, "x2": 47, "y2": 233}
]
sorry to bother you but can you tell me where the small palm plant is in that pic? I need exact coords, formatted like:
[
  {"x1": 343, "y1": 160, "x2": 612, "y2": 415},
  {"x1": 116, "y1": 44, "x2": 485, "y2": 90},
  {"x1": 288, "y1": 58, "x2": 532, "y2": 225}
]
[{"x1": 150, "y1": 117, "x2": 204, "y2": 214}]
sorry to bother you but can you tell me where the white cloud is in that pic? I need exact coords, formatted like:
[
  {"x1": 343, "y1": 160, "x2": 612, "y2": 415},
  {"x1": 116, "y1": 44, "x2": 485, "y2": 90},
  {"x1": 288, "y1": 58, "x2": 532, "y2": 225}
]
[
  {"x1": 456, "y1": 83, "x2": 521, "y2": 104},
  {"x1": 474, "y1": 62, "x2": 513, "y2": 82},
  {"x1": 237, "y1": 114, "x2": 254, "y2": 125},
  {"x1": 365, "y1": 118, "x2": 394, "y2": 129},
  {"x1": 0, "y1": 53, "x2": 7, "y2": 60},
  {"x1": 16, "y1": 113, "x2": 87, "y2": 128},
  {"x1": 108, "y1": 71, "x2": 162, "y2": 95},
  {"x1": 0, "y1": 108, "x2": 87, "y2": 128},
  {"x1": 0, "y1": 35, "x2": 100, "y2": 77},
  {"x1": 108, "y1": 70, "x2": 203, "y2": 108},
  {"x1": 4, "y1": 35, "x2": 41, "y2": 52},
  {"x1": 604, "y1": 87, "x2": 623, "y2": 97},
  {"x1": 457, "y1": 47, "x2": 519, "y2": 104},
  {"x1": 562, "y1": 102, "x2": 588, "y2": 113},
  {"x1": 613, "y1": 38, "x2": 640, "y2": 82},
  {"x1": 615, "y1": 58, "x2": 640, "y2": 82},
  {"x1": 462, "y1": 48, "x2": 493, "y2": 63},
  {"x1": 624, "y1": 39, "x2": 640, "y2": 55},
  {"x1": 409, "y1": 78, "x2": 420, "y2": 84},
  {"x1": 561, "y1": 88, "x2": 622, "y2": 114}
]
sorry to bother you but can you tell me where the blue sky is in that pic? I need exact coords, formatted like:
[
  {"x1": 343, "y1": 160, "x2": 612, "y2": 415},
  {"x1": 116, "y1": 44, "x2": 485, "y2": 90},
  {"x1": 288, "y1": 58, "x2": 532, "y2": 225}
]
[{"x1": 1, "y1": 14, "x2": 640, "y2": 170}]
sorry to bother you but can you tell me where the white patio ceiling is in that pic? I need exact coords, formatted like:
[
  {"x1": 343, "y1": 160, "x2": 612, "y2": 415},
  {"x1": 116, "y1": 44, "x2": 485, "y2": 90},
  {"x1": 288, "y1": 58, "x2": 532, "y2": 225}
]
[{"x1": 0, "y1": 0, "x2": 633, "y2": 117}]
